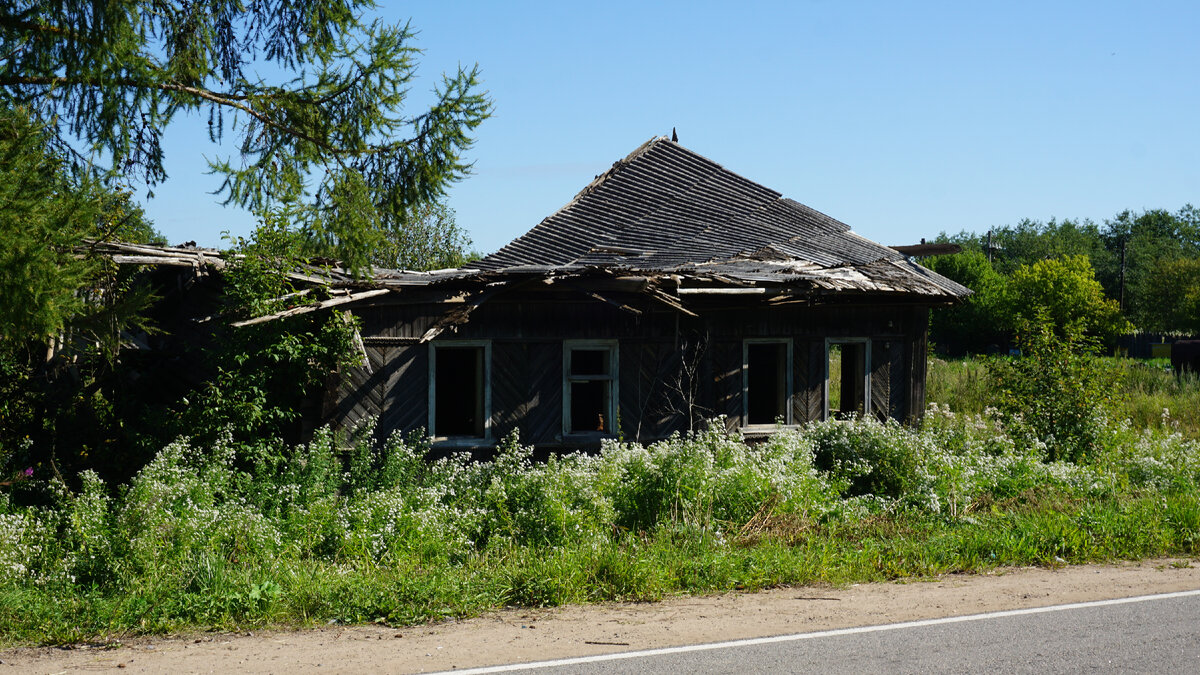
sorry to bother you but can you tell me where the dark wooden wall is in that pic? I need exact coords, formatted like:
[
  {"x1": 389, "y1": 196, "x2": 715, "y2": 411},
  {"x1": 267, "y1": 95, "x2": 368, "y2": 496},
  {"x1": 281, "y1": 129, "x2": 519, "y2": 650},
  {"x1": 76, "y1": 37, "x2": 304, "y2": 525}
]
[{"x1": 324, "y1": 288, "x2": 933, "y2": 449}]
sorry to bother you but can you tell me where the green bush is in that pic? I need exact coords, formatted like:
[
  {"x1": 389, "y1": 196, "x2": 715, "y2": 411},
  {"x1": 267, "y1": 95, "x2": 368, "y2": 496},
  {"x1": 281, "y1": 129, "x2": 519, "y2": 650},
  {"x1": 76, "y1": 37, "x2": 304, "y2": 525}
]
[
  {"x1": 807, "y1": 417, "x2": 928, "y2": 500},
  {"x1": 599, "y1": 422, "x2": 833, "y2": 533},
  {"x1": 989, "y1": 315, "x2": 1124, "y2": 462}
]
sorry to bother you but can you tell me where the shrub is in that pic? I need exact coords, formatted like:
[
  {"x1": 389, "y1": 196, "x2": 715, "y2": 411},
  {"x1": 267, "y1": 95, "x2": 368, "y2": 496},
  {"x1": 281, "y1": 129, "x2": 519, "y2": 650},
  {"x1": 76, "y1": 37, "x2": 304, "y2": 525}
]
[
  {"x1": 5, "y1": 403, "x2": 1200, "y2": 644},
  {"x1": 598, "y1": 422, "x2": 834, "y2": 534},
  {"x1": 807, "y1": 417, "x2": 928, "y2": 501},
  {"x1": 989, "y1": 314, "x2": 1124, "y2": 463}
]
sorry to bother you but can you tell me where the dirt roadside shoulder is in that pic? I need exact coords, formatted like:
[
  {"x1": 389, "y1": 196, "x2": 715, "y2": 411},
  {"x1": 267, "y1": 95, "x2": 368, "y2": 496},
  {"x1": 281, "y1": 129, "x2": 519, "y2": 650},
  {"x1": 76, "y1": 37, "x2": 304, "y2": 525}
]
[{"x1": 5, "y1": 557, "x2": 1199, "y2": 674}]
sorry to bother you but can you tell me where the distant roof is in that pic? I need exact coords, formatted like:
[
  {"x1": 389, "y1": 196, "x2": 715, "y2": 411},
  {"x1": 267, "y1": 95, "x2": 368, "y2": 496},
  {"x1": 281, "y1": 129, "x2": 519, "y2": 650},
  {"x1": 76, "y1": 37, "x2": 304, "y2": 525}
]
[
  {"x1": 889, "y1": 242, "x2": 963, "y2": 257},
  {"x1": 476, "y1": 137, "x2": 969, "y2": 299}
]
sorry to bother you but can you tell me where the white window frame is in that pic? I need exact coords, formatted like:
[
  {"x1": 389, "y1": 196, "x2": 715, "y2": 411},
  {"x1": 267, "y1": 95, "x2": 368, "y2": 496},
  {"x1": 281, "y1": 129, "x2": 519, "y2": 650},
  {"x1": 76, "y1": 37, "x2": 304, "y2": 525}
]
[
  {"x1": 742, "y1": 338, "x2": 794, "y2": 428},
  {"x1": 562, "y1": 339, "x2": 619, "y2": 437},
  {"x1": 824, "y1": 337, "x2": 871, "y2": 420},
  {"x1": 428, "y1": 340, "x2": 492, "y2": 442}
]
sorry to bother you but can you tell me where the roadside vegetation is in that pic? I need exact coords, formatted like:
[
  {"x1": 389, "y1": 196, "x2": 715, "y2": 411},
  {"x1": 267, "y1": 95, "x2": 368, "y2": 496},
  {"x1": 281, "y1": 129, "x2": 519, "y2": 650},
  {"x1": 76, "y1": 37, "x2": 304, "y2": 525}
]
[
  {"x1": 3, "y1": 374, "x2": 1199, "y2": 646},
  {"x1": 4, "y1": 212, "x2": 1200, "y2": 645}
]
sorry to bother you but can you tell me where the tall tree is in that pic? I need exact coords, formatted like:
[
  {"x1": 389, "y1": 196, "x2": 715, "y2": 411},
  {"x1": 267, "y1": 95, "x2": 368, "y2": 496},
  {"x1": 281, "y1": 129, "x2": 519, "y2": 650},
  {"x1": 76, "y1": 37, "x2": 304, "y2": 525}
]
[
  {"x1": 0, "y1": 106, "x2": 162, "y2": 478},
  {"x1": 938, "y1": 217, "x2": 1111, "y2": 276},
  {"x1": 1004, "y1": 255, "x2": 1132, "y2": 346},
  {"x1": 1102, "y1": 207, "x2": 1200, "y2": 332},
  {"x1": 369, "y1": 200, "x2": 476, "y2": 271},
  {"x1": 0, "y1": 1, "x2": 491, "y2": 270},
  {"x1": 1139, "y1": 257, "x2": 1200, "y2": 334},
  {"x1": 924, "y1": 251, "x2": 1008, "y2": 354}
]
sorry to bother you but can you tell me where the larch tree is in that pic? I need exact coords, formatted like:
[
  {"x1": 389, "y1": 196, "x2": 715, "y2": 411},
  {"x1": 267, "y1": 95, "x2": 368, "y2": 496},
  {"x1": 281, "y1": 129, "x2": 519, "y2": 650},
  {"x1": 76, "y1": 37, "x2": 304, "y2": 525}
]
[
  {"x1": 0, "y1": 106, "x2": 159, "y2": 352},
  {"x1": 0, "y1": 0, "x2": 491, "y2": 271}
]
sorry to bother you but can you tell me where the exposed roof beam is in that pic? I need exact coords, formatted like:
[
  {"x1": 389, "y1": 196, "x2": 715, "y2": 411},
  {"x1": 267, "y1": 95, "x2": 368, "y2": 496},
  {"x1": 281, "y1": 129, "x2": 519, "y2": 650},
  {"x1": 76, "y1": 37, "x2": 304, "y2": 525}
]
[
  {"x1": 676, "y1": 287, "x2": 771, "y2": 295},
  {"x1": 645, "y1": 287, "x2": 699, "y2": 317},
  {"x1": 231, "y1": 289, "x2": 391, "y2": 327}
]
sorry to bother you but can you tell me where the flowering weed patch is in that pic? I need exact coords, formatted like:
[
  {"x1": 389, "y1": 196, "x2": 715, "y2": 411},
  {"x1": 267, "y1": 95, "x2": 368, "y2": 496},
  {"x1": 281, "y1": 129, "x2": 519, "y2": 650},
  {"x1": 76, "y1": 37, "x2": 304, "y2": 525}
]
[{"x1": 1, "y1": 411, "x2": 1199, "y2": 645}]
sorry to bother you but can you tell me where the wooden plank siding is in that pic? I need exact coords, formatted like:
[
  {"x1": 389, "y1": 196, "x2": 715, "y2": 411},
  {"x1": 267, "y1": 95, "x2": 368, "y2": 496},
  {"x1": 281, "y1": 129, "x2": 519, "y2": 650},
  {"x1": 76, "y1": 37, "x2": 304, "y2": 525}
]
[
  {"x1": 796, "y1": 340, "x2": 825, "y2": 423},
  {"x1": 378, "y1": 346, "x2": 427, "y2": 438},
  {"x1": 708, "y1": 338, "x2": 743, "y2": 432},
  {"x1": 491, "y1": 341, "x2": 563, "y2": 444},
  {"x1": 870, "y1": 340, "x2": 893, "y2": 421},
  {"x1": 323, "y1": 345, "x2": 390, "y2": 431},
  {"x1": 328, "y1": 289, "x2": 938, "y2": 449},
  {"x1": 619, "y1": 341, "x2": 663, "y2": 442},
  {"x1": 905, "y1": 308, "x2": 930, "y2": 423}
]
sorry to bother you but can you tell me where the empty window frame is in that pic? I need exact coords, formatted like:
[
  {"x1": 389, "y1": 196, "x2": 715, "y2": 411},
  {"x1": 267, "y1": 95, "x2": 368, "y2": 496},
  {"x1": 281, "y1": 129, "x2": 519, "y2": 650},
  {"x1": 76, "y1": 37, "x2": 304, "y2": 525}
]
[
  {"x1": 825, "y1": 338, "x2": 870, "y2": 420},
  {"x1": 563, "y1": 340, "x2": 618, "y2": 436},
  {"x1": 428, "y1": 341, "x2": 491, "y2": 439},
  {"x1": 743, "y1": 339, "x2": 793, "y2": 426}
]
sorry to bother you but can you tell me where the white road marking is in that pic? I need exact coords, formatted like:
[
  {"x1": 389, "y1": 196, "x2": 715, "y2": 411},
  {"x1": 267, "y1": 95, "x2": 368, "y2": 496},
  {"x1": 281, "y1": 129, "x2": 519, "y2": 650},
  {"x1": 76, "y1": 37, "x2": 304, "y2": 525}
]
[{"x1": 432, "y1": 589, "x2": 1200, "y2": 674}]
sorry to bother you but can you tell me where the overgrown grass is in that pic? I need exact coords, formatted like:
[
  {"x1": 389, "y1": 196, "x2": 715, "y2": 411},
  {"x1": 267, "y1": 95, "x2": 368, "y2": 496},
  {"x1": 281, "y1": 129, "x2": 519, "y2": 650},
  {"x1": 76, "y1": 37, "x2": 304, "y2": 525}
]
[
  {"x1": 3, "y1": 408, "x2": 1199, "y2": 647},
  {"x1": 928, "y1": 356, "x2": 1200, "y2": 437},
  {"x1": 926, "y1": 356, "x2": 993, "y2": 416}
]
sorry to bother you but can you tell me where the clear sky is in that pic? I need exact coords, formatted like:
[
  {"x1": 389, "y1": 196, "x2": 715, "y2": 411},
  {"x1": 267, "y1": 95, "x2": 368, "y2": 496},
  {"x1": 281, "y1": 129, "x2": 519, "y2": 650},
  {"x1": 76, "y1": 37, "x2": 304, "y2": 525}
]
[{"x1": 142, "y1": 1, "x2": 1200, "y2": 254}]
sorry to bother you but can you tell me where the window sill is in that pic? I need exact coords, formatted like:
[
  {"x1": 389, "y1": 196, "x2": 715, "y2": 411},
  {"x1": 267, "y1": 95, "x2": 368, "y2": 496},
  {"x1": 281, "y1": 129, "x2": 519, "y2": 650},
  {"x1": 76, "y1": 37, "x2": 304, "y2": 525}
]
[
  {"x1": 740, "y1": 424, "x2": 800, "y2": 438},
  {"x1": 430, "y1": 436, "x2": 493, "y2": 447}
]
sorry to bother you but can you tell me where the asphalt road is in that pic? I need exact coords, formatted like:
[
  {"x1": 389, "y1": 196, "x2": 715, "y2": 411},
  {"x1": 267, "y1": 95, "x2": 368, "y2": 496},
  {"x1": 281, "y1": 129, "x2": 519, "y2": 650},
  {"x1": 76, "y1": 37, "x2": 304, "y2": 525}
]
[{"x1": 446, "y1": 591, "x2": 1200, "y2": 674}]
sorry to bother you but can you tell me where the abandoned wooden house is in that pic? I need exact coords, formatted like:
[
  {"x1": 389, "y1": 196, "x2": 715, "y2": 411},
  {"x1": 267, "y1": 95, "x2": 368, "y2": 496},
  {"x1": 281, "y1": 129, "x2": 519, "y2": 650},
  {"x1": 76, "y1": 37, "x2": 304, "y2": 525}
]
[{"x1": 323, "y1": 137, "x2": 970, "y2": 449}]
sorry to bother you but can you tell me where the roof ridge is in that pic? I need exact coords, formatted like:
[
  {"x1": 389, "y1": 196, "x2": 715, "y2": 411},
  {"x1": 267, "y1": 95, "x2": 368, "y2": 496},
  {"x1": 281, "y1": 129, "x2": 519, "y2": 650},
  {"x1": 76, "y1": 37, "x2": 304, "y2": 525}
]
[{"x1": 470, "y1": 138, "x2": 969, "y2": 300}]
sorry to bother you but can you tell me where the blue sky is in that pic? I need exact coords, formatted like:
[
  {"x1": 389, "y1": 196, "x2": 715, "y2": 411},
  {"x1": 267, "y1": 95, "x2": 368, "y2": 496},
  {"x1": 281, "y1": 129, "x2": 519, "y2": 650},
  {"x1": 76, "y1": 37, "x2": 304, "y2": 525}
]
[{"x1": 143, "y1": 1, "x2": 1200, "y2": 254}]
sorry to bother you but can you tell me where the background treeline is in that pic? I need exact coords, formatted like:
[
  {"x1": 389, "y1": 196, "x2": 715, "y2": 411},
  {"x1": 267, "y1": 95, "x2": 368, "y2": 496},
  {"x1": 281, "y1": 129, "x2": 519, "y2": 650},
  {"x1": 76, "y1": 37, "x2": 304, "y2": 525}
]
[{"x1": 925, "y1": 206, "x2": 1200, "y2": 354}]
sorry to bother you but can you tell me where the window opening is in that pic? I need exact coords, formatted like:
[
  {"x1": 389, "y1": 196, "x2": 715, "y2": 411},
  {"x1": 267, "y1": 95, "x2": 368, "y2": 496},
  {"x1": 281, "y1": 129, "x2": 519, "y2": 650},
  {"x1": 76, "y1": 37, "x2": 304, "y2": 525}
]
[
  {"x1": 826, "y1": 339, "x2": 869, "y2": 419},
  {"x1": 564, "y1": 342, "x2": 617, "y2": 435},
  {"x1": 431, "y1": 344, "x2": 487, "y2": 438},
  {"x1": 744, "y1": 340, "x2": 791, "y2": 426}
]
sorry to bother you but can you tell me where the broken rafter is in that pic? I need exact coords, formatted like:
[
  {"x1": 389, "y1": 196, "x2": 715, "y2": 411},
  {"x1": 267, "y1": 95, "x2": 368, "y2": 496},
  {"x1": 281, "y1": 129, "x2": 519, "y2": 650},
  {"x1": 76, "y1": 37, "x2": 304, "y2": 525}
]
[
  {"x1": 231, "y1": 289, "x2": 391, "y2": 327},
  {"x1": 342, "y1": 311, "x2": 373, "y2": 375},
  {"x1": 286, "y1": 270, "x2": 342, "y2": 285},
  {"x1": 550, "y1": 279, "x2": 645, "y2": 315},
  {"x1": 676, "y1": 287, "x2": 771, "y2": 295},
  {"x1": 110, "y1": 255, "x2": 201, "y2": 267},
  {"x1": 645, "y1": 287, "x2": 699, "y2": 317},
  {"x1": 582, "y1": 291, "x2": 643, "y2": 315},
  {"x1": 418, "y1": 288, "x2": 503, "y2": 342},
  {"x1": 94, "y1": 242, "x2": 230, "y2": 270},
  {"x1": 417, "y1": 280, "x2": 530, "y2": 343},
  {"x1": 98, "y1": 241, "x2": 201, "y2": 256}
]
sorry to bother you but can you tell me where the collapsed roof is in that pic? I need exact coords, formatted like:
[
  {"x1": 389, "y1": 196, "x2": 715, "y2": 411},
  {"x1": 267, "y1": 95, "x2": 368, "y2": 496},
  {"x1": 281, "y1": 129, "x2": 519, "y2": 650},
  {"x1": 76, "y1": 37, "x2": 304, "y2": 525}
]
[
  {"x1": 470, "y1": 136, "x2": 969, "y2": 299},
  {"x1": 99, "y1": 138, "x2": 969, "y2": 329}
]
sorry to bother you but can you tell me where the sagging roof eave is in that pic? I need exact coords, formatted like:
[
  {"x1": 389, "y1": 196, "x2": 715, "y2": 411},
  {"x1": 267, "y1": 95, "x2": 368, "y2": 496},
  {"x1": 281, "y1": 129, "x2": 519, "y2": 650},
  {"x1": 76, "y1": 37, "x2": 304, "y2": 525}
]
[{"x1": 350, "y1": 264, "x2": 970, "y2": 302}]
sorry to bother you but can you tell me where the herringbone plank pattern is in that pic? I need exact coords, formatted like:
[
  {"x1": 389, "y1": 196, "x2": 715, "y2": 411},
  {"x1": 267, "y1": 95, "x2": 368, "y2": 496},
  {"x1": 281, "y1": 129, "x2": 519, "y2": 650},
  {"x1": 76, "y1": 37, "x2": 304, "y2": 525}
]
[
  {"x1": 871, "y1": 341, "x2": 892, "y2": 421},
  {"x1": 492, "y1": 341, "x2": 562, "y2": 443},
  {"x1": 378, "y1": 346, "x2": 428, "y2": 437},
  {"x1": 325, "y1": 346, "x2": 389, "y2": 430}
]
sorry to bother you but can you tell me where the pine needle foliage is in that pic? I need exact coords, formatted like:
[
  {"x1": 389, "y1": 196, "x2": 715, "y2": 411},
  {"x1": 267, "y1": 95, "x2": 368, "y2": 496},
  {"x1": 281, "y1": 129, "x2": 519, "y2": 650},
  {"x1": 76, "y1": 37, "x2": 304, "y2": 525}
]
[
  {"x1": 0, "y1": 106, "x2": 160, "y2": 351},
  {"x1": 0, "y1": 1, "x2": 492, "y2": 271}
]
